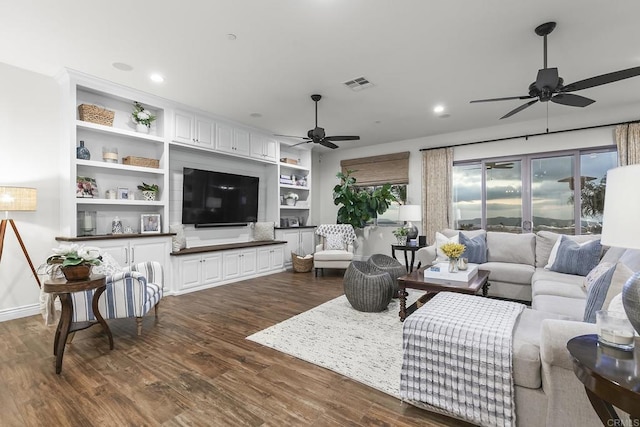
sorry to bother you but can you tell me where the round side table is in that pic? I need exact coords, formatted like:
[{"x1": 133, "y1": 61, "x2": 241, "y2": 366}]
[
  {"x1": 43, "y1": 274, "x2": 113, "y2": 374},
  {"x1": 567, "y1": 334, "x2": 640, "y2": 423}
]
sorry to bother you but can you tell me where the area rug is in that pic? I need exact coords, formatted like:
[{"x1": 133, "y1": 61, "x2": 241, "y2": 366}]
[{"x1": 246, "y1": 292, "x2": 419, "y2": 398}]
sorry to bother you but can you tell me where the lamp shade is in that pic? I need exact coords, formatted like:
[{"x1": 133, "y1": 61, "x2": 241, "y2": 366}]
[
  {"x1": 601, "y1": 164, "x2": 640, "y2": 250},
  {"x1": 398, "y1": 204, "x2": 421, "y2": 222},
  {"x1": 0, "y1": 187, "x2": 37, "y2": 211}
]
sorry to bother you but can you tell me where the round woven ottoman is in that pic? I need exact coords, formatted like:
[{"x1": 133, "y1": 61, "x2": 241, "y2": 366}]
[
  {"x1": 343, "y1": 261, "x2": 394, "y2": 312},
  {"x1": 367, "y1": 254, "x2": 407, "y2": 296}
]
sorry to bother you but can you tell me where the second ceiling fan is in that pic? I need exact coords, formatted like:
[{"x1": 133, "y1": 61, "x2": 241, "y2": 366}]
[
  {"x1": 470, "y1": 21, "x2": 640, "y2": 119},
  {"x1": 276, "y1": 94, "x2": 360, "y2": 149}
]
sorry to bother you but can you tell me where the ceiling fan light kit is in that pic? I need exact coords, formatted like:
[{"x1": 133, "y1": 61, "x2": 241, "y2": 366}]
[
  {"x1": 275, "y1": 94, "x2": 360, "y2": 149},
  {"x1": 471, "y1": 21, "x2": 640, "y2": 119}
]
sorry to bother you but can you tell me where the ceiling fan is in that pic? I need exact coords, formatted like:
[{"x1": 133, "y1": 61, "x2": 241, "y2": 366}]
[
  {"x1": 470, "y1": 21, "x2": 640, "y2": 119},
  {"x1": 275, "y1": 94, "x2": 360, "y2": 149}
]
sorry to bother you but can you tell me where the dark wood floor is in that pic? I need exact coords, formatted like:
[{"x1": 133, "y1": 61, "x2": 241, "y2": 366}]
[{"x1": 0, "y1": 270, "x2": 469, "y2": 426}]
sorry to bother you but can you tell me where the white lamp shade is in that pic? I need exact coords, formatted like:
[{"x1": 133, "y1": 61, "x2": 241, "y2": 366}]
[
  {"x1": 601, "y1": 164, "x2": 640, "y2": 250},
  {"x1": 398, "y1": 204, "x2": 421, "y2": 221},
  {"x1": 0, "y1": 186, "x2": 37, "y2": 211}
]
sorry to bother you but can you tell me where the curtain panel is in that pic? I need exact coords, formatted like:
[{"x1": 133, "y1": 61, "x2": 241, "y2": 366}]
[
  {"x1": 615, "y1": 123, "x2": 640, "y2": 166},
  {"x1": 421, "y1": 147, "x2": 453, "y2": 242},
  {"x1": 340, "y1": 151, "x2": 410, "y2": 186}
]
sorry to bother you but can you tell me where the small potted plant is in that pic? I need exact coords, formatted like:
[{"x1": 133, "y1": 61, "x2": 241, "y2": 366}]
[
  {"x1": 439, "y1": 242, "x2": 466, "y2": 273},
  {"x1": 393, "y1": 227, "x2": 408, "y2": 246},
  {"x1": 284, "y1": 192, "x2": 299, "y2": 206},
  {"x1": 47, "y1": 244, "x2": 102, "y2": 281},
  {"x1": 131, "y1": 101, "x2": 156, "y2": 133},
  {"x1": 138, "y1": 182, "x2": 159, "y2": 201}
]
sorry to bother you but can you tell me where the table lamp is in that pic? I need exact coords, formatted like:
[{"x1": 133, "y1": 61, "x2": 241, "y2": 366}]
[
  {"x1": 398, "y1": 204, "x2": 421, "y2": 240},
  {"x1": 600, "y1": 164, "x2": 640, "y2": 335},
  {"x1": 0, "y1": 186, "x2": 41, "y2": 287}
]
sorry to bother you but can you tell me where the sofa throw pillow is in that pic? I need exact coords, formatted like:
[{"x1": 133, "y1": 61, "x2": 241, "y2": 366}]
[
  {"x1": 459, "y1": 232, "x2": 487, "y2": 264},
  {"x1": 608, "y1": 293, "x2": 626, "y2": 316},
  {"x1": 583, "y1": 263, "x2": 617, "y2": 323},
  {"x1": 549, "y1": 235, "x2": 602, "y2": 276},
  {"x1": 169, "y1": 224, "x2": 187, "y2": 252},
  {"x1": 582, "y1": 262, "x2": 613, "y2": 292},
  {"x1": 603, "y1": 262, "x2": 634, "y2": 311},
  {"x1": 92, "y1": 252, "x2": 122, "y2": 276},
  {"x1": 435, "y1": 232, "x2": 459, "y2": 262},
  {"x1": 325, "y1": 233, "x2": 345, "y2": 250},
  {"x1": 253, "y1": 222, "x2": 275, "y2": 241}
]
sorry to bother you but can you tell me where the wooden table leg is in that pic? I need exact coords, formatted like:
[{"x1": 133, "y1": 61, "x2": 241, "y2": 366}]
[
  {"x1": 483, "y1": 281, "x2": 490, "y2": 297},
  {"x1": 585, "y1": 388, "x2": 620, "y2": 424},
  {"x1": 409, "y1": 251, "x2": 416, "y2": 273},
  {"x1": 54, "y1": 293, "x2": 73, "y2": 374},
  {"x1": 92, "y1": 285, "x2": 113, "y2": 350},
  {"x1": 399, "y1": 287, "x2": 408, "y2": 322}
]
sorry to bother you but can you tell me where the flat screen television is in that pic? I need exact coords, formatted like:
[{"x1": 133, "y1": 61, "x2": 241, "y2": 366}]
[{"x1": 182, "y1": 167, "x2": 259, "y2": 226}]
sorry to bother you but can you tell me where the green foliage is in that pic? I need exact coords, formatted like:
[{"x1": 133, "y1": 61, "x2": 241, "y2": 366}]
[
  {"x1": 132, "y1": 101, "x2": 157, "y2": 127},
  {"x1": 332, "y1": 170, "x2": 397, "y2": 228},
  {"x1": 137, "y1": 182, "x2": 159, "y2": 192},
  {"x1": 392, "y1": 227, "x2": 408, "y2": 237}
]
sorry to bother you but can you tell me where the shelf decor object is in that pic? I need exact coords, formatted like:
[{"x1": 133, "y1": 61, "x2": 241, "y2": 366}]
[
  {"x1": 0, "y1": 186, "x2": 41, "y2": 287},
  {"x1": 131, "y1": 101, "x2": 156, "y2": 133},
  {"x1": 398, "y1": 204, "x2": 422, "y2": 240},
  {"x1": 122, "y1": 156, "x2": 159, "y2": 168},
  {"x1": 78, "y1": 104, "x2": 114, "y2": 127},
  {"x1": 600, "y1": 164, "x2": 640, "y2": 335},
  {"x1": 76, "y1": 140, "x2": 90, "y2": 160}
]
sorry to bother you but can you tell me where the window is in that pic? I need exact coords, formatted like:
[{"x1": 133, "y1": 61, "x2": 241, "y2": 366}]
[
  {"x1": 359, "y1": 184, "x2": 407, "y2": 225},
  {"x1": 452, "y1": 147, "x2": 617, "y2": 234}
]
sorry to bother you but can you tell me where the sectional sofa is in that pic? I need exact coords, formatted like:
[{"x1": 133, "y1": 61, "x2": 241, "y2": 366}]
[{"x1": 414, "y1": 229, "x2": 639, "y2": 426}]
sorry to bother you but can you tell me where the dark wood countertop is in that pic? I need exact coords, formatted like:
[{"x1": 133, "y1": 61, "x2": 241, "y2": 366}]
[{"x1": 171, "y1": 240, "x2": 287, "y2": 256}]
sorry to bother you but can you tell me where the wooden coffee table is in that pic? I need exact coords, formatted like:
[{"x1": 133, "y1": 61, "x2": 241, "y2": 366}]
[{"x1": 397, "y1": 267, "x2": 490, "y2": 321}]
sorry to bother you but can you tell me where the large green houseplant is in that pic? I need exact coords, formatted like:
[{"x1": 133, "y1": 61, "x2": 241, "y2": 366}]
[{"x1": 333, "y1": 170, "x2": 397, "y2": 228}]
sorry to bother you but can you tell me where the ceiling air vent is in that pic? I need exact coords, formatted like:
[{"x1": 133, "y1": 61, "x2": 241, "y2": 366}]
[{"x1": 343, "y1": 76, "x2": 374, "y2": 91}]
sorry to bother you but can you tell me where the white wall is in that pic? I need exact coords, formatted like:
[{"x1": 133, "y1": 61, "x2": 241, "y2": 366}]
[
  {"x1": 0, "y1": 62, "x2": 62, "y2": 320},
  {"x1": 313, "y1": 104, "x2": 640, "y2": 259}
]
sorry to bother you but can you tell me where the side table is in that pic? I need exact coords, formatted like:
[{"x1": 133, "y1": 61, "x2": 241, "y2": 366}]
[
  {"x1": 567, "y1": 334, "x2": 640, "y2": 423},
  {"x1": 391, "y1": 244, "x2": 427, "y2": 273},
  {"x1": 43, "y1": 274, "x2": 113, "y2": 374}
]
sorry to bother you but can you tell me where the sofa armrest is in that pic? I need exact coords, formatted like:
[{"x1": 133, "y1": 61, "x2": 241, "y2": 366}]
[
  {"x1": 315, "y1": 243, "x2": 323, "y2": 253},
  {"x1": 540, "y1": 319, "x2": 597, "y2": 371},
  {"x1": 415, "y1": 245, "x2": 437, "y2": 267}
]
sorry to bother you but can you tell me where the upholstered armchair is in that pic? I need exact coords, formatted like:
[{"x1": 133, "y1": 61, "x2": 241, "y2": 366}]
[
  {"x1": 70, "y1": 261, "x2": 164, "y2": 335},
  {"x1": 314, "y1": 224, "x2": 356, "y2": 276}
]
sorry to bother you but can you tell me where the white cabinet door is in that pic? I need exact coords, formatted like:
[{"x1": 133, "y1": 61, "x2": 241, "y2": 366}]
[
  {"x1": 271, "y1": 245, "x2": 285, "y2": 269},
  {"x1": 264, "y1": 138, "x2": 278, "y2": 162},
  {"x1": 250, "y1": 134, "x2": 265, "y2": 160},
  {"x1": 195, "y1": 116, "x2": 215, "y2": 148},
  {"x1": 174, "y1": 110, "x2": 194, "y2": 144},
  {"x1": 216, "y1": 122, "x2": 234, "y2": 154},
  {"x1": 130, "y1": 238, "x2": 169, "y2": 266},
  {"x1": 179, "y1": 256, "x2": 202, "y2": 290},
  {"x1": 222, "y1": 250, "x2": 241, "y2": 280},
  {"x1": 201, "y1": 253, "x2": 222, "y2": 283},
  {"x1": 234, "y1": 128, "x2": 251, "y2": 156},
  {"x1": 256, "y1": 247, "x2": 272, "y2": 273},
  {"x1": 301, "y1": 229, "x2": 316, "y2": 255},
  {"x1": 95, "y1": 240, "x2": 128, "y2": 266},
  {"x1": 240, "y1": 248, "x2": 256, "y2": 276}
]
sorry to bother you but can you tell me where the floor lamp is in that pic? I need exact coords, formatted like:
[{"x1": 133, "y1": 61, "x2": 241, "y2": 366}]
[{"x1": 0, "y1": 186, "x2": 41, "y2": 288}]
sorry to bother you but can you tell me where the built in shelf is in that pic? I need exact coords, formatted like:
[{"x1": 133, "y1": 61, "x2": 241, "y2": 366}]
[
  {"x1": 56, "y1": 233, "x2": 175, "y2": 242},
  {"x1": 279, "y1": 163, "x2": 309, "y2": 172},
  {"x1": 279, "y1": 184, "x2": 309, "y2": 190},
  {"x1": 170, "y1": 240, "x2": 287, "y2": 256},
  {"x1": 75, "y1": 199, "x2": 164, "y2": 206},
  {"x1": 77, "y1": 120, "x2": 165, "y2": 143},
  {"x1": 76, "y1": 159, "x2": 164, "y2": 174},
  {"x1": 280, "y1": 205, "x2": 310, "y2": 210}
]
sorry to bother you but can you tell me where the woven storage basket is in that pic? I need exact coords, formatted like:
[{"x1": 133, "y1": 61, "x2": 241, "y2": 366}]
[
  {"x1": 292, "y1": 252, "x2": 313, "y2": 273},
  {"x1": 78, "y1": 104, "x2": 115, "y2": 127},
  {"x1": 122, "y1": 156, "x2": 160, "y2": 168}
]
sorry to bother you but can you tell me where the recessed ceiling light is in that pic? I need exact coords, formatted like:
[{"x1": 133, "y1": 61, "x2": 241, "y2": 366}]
[
  {"x1": 112, "y1": 62, "x2": 133, "y2": 71},
  {"x1": 250, "y1": 112, "x2": 262, "y2": 118},
  {"x1": 150, "y1": 73, "x2": 164, "y2": 83},
  {"x1": 433, "y1": 105, "x2": 445, "y2": 114},
  {"x1": 226, "y1": 33, "x2": 237, "y2": 40},
  {"x1": 374, "y1": 120, "x2": 381, "y2": 124}
]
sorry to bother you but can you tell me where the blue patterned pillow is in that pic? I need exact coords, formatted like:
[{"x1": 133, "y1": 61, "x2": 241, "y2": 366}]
[
  {"x1": 459, "y1": 232, "x2": 487, "y2": 264},
  {"x1": 550, "y1": 235, "x2": 602, "y2": 276},
  {"x1": 583, "y1": 263, "x2": 617, "y2": 323}
]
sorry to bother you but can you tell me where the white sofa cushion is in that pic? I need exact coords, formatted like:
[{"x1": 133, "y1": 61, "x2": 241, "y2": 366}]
[
  {"x1": 532, "y1": 295, "x2": 586, "y2": 320},
  {"x1": 532, "y1": 280, "x2": 587, "y2": 299},
  {"x1": 487, "y1": 232, "x2": 536, "y2": 265},
  {"x1": 531, "y1": 268, "x2": 584, "y2": 286},
  {"x1": 480, "y1": 262, "x2": 534, "y2": 285},
  {"x1": 313, "y1": 250, "x2": 354, "y2": 261}
]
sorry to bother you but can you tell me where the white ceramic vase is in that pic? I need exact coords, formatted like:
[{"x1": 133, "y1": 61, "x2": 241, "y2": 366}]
[{"x1": 136, "y1": 123, "x2": 150, "y2": 133}]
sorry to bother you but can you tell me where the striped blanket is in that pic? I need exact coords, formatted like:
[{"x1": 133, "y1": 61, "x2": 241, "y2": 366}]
[{"x1": 400, "y1": 292, "x2": 525, "y2": 427}]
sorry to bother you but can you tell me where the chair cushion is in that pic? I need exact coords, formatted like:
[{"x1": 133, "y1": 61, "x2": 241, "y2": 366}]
[
  {"x1": 459, "y1": 232, "x2": 487, "y2": 264},
  {"x1": 325, "y1": 233, "x2": 345, "y2": 250},
  {"x1": 479, "y1": 262, "x2": 534, "y2": 286},
  {"x1": 314, "y1": 250, "x2": 354, "y2": 261},
  {"x1": 512, "y1": 308, "x2": 570, "y2": 389},
  {"x1": 549, "y1": 235, "x2": 602, "y2": 276},
  {"x1": 487, "y1": 232, "x2": 536, "y2": 265}
]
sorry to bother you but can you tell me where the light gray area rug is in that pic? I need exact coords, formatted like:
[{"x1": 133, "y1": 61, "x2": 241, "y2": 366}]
[{"x1": 247, "y1": 292, "x2": 419, "y2": 398}]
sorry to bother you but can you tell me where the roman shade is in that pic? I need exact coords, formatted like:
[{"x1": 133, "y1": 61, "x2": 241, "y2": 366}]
[{"x1": 340, "y1": 151, "x2": 409, "y2": 186}]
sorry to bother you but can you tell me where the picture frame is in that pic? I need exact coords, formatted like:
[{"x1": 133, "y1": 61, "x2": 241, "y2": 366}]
[
  {"x1": 117, "y1": 187, "x2": 129, "y2": 200},
  {"x1": 76, "y1": 176, "x2": 98, "y2": 198},
  {"x1": 288, "y1": 217, "x2": 299, "y2": 227},
  {"x1": 141, "y1": 214, "x2": 161, "y2": 234}
]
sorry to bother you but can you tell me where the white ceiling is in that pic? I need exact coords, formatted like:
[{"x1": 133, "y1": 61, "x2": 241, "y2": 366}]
[{"x1": 2, "y1": 1, "x2": 640, "y2": 150}]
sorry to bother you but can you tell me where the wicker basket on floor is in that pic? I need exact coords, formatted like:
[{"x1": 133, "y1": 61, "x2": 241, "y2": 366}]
[
  {"x1": 292, "y1": 252, "x2": 313, "y2": 273},
  {"x1": 78, "y1": 104, "x2": 115, "y2": 126}
]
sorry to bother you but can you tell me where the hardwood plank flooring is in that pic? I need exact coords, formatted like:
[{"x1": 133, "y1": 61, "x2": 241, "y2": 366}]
[{"x1": 0, "y1": 270, "x2": 471, "y2": 426}]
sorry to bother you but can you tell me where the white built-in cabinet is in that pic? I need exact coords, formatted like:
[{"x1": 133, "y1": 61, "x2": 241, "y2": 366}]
[
  {"x1": 173, "y1": 110, "x2": 215, "y2": 148},
  {"x1": 85, "y1": 236, "x2": 170, "y2": 268},
  {"x1": 250, "y1": 134, "x2": 278, "y2": 162},
  {"x1": 275, "y1": 227, "x2": 316, "y2": 267},
  {"x1": 278, "y1": 144, "x2": 312, "y2": 227},
  {"x1": 257, "y1": 245, "x2": 285, "y2": 273},
  {"x1": 176, "y1": 253, "x2": 223, "y2": 292}
]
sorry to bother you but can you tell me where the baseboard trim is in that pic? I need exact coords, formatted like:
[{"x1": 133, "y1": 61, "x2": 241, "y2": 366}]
[{"x1": 0, "y1": 303, "x2": 40, "y2": 322}]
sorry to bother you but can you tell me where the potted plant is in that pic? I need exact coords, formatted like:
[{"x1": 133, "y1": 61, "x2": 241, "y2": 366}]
[
  {"x1": 284, "y1": 192, "x2": 299, "y2": 206},
  {"x1": 47, "y1": 244, "x2": 102, "y2": 281},
  {"x1": 131, "y1": 101, "x2": 156, "y2": 133},
  {"x1": 439, "y1": 242, "x2": 466, "y2": 273},
  {"x1": 333, "y1": 170, "x2": 397, "y2": 229},
  {"x1": 393, "y1": 227, "x2": 408, "y2": 246},
  {"x1": 138, "y1": 182, "x2": 159, "y2": 201}
]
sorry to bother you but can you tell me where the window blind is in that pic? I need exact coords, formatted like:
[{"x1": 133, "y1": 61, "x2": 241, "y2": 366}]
[{"x1": 340, "y1": 151, "x2": 410, "y2": 186}]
